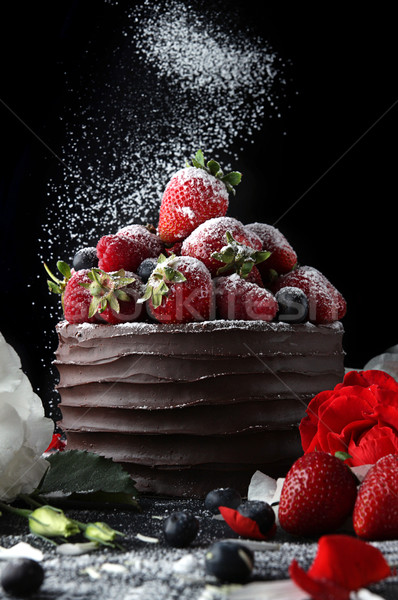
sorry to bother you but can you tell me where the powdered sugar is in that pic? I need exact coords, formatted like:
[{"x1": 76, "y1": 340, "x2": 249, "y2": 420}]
[{"x1": 41, "y1": 0, "x2": 288, "y2": 267}]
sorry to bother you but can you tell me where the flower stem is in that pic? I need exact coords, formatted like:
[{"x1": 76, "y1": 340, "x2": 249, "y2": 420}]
[{"x1": 0, "y1": 501, "x2": 31, "y2": 519}]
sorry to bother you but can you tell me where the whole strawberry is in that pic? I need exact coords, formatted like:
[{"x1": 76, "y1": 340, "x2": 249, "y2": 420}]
[
  {"x1": 157, "y1": 149, "x2": 241, "y2": 244},
  {"x1": 353, "y1": 454, "x2": 398, "y2": 540},
  {"x1": 139, "y1": 254, "x2": 214, "y2": 324},
  {"x1": 62, "y1": 269, "x2": 101, "y2": 324},
  {"x1": 45, "y1": 262, "x2": 142, "y2": 324},
  {"x1": 181, "y1": 216, "x2": 263, "y2": 276},
  {"x1": 215, "y1": 273, "x2": 278, "y2": 321},
  {"x1": 278, "y1": 451, "x2": 357, "y2": 537},
  {"x1": 245, "y1": 222, "x2": 297, "y2": 281},
  {"x1": 79, "y1": 269, "x2": 145, "y2": 324},
  {"x1": 272, "y1": 265, "x2": 346, "y2": 324},
  {"x1": 97, "y1": 224, "x2": 163, "y2": 273}
]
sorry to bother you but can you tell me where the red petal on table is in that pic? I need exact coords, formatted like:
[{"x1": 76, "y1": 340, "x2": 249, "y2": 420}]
[
  {"x1": 290, "y1": 534, "x2": 391, "y2": 598},
  {"x1": 218, "y1": 506, "x2": 276, "y2": 540},
  {"x1": 290, "y1": 559, "x2": 350, "y2": 600}
]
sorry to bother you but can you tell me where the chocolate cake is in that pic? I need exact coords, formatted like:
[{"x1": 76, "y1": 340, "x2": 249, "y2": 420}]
[{"x1": 56, "y1": 318, "x2": 345, "y2": 497}]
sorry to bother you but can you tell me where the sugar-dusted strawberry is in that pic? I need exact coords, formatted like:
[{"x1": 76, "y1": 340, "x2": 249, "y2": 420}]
[
  {"x1": 272, "y1": 265, "x2": 347, "y2": 324},
  {"x1": 245, "y1": 222, "x2": 297, "y2": 281},
  {"x1": 45, "y1": 261, "x2": 99, "y2": 324},
  {"x1": 215, "y1": 273, "x2": 278, "y2": 321},
  {"x1": 117, "y1": 224, "x2": 164, "y2": 256},
  {"x1": 278, "y1": 451, "x2": 357, "y2": 537},
  {"x1": 157, "y1": 149, "x2": 241, "y2": 244},
  {"x1": 139, "y1": 254, "x2": 214, "y2": 324},
  {"x1": 62, "y1": 269, "x2": 102, "y2": 324},
  {"x1": 79, "y1": 269, "x2": 145, "y2": 324},
  {"x1": 181, "y1": 216, "x2": 263, "y2": 276},
  {"x1": 353, "y1": 454, "x2": 398, "y2": 540},
  {"x1": 45, "y1": 261, "x2": 142, "y2": 324},
  {"x1": 97, "y1": 224, "x2": 163, "y2": 273}
]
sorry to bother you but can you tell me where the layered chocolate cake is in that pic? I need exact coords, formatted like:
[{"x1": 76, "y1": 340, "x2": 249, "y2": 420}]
[
  {"x1": 56, "y1": 318, "x2": 345, "y2": 497},
  {"x1": 49, "y1": 150, "x2": 347, "y2": 497}
]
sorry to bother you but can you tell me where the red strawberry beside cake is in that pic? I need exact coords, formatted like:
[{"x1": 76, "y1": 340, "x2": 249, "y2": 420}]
[{"x1": 49, "y1": 150, "x2": 347, "y2": 497}]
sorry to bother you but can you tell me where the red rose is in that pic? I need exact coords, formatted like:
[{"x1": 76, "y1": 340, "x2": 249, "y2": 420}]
[{"x1": 300, "y1": 370, "x2": 398, "y2": 466}]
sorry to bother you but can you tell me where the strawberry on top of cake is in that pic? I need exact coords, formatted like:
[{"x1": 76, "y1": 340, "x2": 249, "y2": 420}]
[{"x1": 46, "y1": 149, "x2": 346, "y2": 327}]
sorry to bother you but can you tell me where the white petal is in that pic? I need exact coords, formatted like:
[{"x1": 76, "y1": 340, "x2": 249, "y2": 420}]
[
  {"x1": 0, "y1": 403, "x2": 24, "y2": 469},
  {"x1": 248, "y1": 470, "x2": 277, "y2": 503},
  {"x1": 0, "y1": 331, "x2": 23, "y2": 392},
  {"x1": 0, "y1": 447, "x2": 49, "y2": 502}
]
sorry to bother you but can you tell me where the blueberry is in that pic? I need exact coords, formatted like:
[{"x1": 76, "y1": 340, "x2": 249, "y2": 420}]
[
  {"x1": 137, "y1": 258, "x2": 158, "y2": 283},
  {"x1": 163, "y1": 510, "x2": 199, "y2": 547},
  {"x1": 204, "y1": 487, "x2": 242, "y2": 514},
  {"x1": 238, "y1": 500, "x2": 275, "y2": 537},
  {"x1": 275, "y1": 286, "x2": 309, "y2": 323},
  {"x1": 205, "y1": 541, "x2": 254, "y2": 583},
  {"x1": 1, "y1": 558, "x2": 44, "y2": 596},
  {"x1": 72, "y1": 247, "x2": 98, "y2": 271}
]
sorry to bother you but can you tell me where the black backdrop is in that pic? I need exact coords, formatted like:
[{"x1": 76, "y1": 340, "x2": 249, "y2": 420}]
[{"x1": 1, "y1": 2, "x2": 397, "y2": 415}]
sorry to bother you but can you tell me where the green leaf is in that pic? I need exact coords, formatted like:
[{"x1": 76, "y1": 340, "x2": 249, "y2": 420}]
[
  {"x1": 254, "y1": 250, "x2": 271, "y2": 265},
  {"x1": 334, "y1": 451, "x2": 353, "y2": 462},
  {"x1": 88, "y1": 297, "x2": 101, "y2": 318},
  {"x1": 39, "y1": 450, "x2": 138, "y2": 499},
  {"x1": 47, "y1": 280, "x2": 62, "y2": 295},
  {"x1": 240, "y1": 260, "x2": 255, "y2": 278},
  {"x1": 57, "y1": 261, "x2": 72, "y2": 280},
  {"x1": 115, "y1": 290, "x2": 131, "y2": 302},
  {"x1": 207, "y1": 159, "x2": 221, "y2": 177},
  {"x1": 222, "y1": 171, "x2": 242, "y2": 187},
  {"x1": 108, "y1": 294, "x2": 120, "y2": 313},
  {"x1": 193, "y1": 149, "x2": 205, "y2": 167}
]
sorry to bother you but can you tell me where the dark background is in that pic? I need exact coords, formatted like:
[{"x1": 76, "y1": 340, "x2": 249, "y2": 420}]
[{"x1": 1, "y1": 2, "x2": 397, "y2": 416}]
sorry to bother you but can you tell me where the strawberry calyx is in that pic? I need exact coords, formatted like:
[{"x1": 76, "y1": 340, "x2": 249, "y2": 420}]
[
  {"x1": 138, "y1": 254, "x2": 187, "y2": 309},
  {"x1": 78, "y1": 268, "x2": 136, "y2": 318},
  {"x1": 44, "y1": 260, "x2": 72, "y2": 295},
  {"x1": 187, "y1": 149, "x2": 242, "y2": 195},
  {"x1": 211, "y1": 231, "x2": 271, "y2": 278}
]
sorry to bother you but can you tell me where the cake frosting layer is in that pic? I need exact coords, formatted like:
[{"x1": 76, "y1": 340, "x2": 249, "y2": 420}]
[{"x1": 55, "y1": 319, "x2": 345, "y2": 497}]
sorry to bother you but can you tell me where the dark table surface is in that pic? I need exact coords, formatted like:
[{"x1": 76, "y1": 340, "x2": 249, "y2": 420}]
[{"x1": 1, "y1": 497, "x2": 398, "y2": 600}]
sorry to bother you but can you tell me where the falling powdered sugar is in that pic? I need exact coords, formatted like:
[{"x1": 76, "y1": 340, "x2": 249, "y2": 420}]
[{"x1": 42, "y1": 0, "x2": 289, "y2": 267}]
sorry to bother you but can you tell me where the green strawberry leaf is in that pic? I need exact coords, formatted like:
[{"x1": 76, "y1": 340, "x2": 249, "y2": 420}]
[
  {"x1": 38, "y1": 450, "x2": 138, "y2": 501},
  {"x1": 207, "y1": 159, "x2": 222, "y2": 177},
  {"x1": 47, "y1": 280, "x2": 62, "y2": 295},
  {"x1": 57, "y1": 260, "x2": 72, "y2": 280},
  {"x1": 193, "y1": 149, "x2": 205, "y2": 167},
  {"x1": 222, "y1": 171, "x2": 242, "y2": 187}
]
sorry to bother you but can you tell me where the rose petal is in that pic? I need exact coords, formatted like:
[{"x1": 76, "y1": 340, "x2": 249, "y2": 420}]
[
  {"x1": 218, "y1": 506, "x2": 276, "y2": 540},
  {"x1": 290, "y1": 559, "x2": 350, "y2": 600},
  {"x1": 308, "y1": 535, "x2": 391, "y2": 589},
  {"x1": 343, "y1": 370, "x2": 398, "y2": 392},
  {"x1": 347, "y1": 426, "x2": 398, "y2": 466}
]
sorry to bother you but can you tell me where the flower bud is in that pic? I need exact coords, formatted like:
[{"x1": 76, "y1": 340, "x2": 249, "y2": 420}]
[
  {"x1": 84, "y1": 522, "x2": 122, "y2": 545},
  {"x1": 29, "y1": 506, "x2": 79, "y2": 538}
]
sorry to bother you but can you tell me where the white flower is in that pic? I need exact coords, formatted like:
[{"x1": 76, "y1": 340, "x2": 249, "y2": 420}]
[{"x1": 0, "y1": 331, "x2": 53, "y2": 502}]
